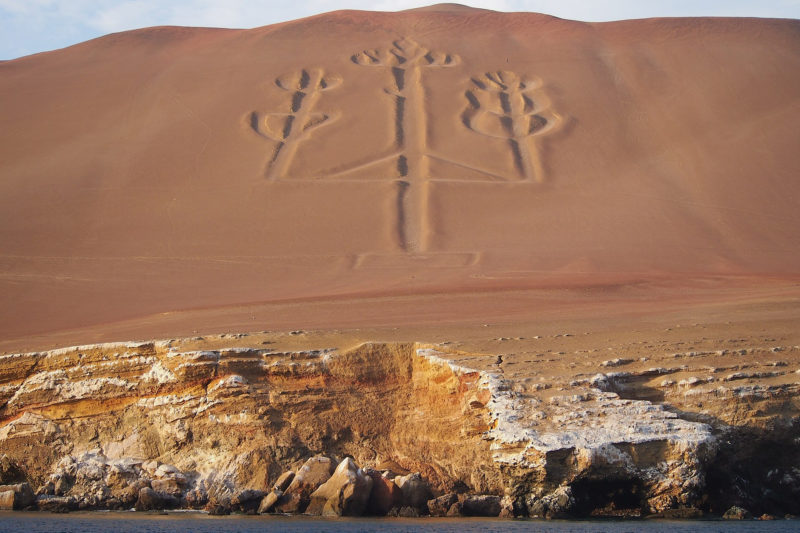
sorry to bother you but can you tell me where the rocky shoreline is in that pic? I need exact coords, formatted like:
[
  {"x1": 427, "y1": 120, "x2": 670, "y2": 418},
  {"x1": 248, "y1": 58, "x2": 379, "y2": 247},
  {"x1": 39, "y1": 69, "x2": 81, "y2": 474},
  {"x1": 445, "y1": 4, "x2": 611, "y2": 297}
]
[
  {"x1": 0, "y1": 453, "x2": 786, "y2": 521},
  {"x1": 1, "y1": 338, "x2": 799, "y2": 520}
]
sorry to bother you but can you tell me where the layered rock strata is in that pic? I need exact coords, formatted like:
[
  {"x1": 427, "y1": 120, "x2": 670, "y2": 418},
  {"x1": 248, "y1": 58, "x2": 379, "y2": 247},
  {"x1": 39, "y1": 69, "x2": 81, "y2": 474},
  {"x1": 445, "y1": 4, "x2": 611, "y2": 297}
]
[{"x1": 0, "y1": 338, "x2": 798, "y2": 517}]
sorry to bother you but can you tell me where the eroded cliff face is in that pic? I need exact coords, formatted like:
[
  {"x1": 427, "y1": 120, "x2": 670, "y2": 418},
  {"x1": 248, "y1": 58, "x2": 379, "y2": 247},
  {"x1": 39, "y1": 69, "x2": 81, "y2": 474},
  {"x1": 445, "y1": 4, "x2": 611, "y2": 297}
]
[
  {"x1": 0, "y1": 341, "x2": 501, "y2": 508},
  {"x1": 0, "y1": 337, "x2": 798, "y2": 517}
]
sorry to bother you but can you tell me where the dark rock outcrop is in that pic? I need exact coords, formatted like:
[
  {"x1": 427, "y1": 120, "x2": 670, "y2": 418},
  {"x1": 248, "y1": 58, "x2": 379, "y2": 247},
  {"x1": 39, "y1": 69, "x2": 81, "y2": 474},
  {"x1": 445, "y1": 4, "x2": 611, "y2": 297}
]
[
  {"x1": 135, "y1": 487, "x2": 178, "y2": 511},
  {"x1": 0, "y1": 483, "x2": 35, "y2": 510},
  {"x1": 231, "y1": 489, "x2": 264, "y2": 513},
  {"x1": 366, "y1": 470, "x2": 402, "y2": 515},
  {"x1": 527, "y1": 486, "x2": 575, "y2": 519},
  {"x1": 427, "y1": 493, "x2": 458, "y2": 517},
  {"x1": 723, "y1": 506, "x2": 752, "y2": 520},
  {"x1": 257, "y1": 490, "x2": 281, "y2": 514},
  {"x1": 461, "y1": 494, "x2": 502, "y2": 517},
  {"x1": 394, "y1": 472, "x2": 431, "y2": 512},
  {"x1": 36, "y1": 495, "x2": 78, "y2": 513}
]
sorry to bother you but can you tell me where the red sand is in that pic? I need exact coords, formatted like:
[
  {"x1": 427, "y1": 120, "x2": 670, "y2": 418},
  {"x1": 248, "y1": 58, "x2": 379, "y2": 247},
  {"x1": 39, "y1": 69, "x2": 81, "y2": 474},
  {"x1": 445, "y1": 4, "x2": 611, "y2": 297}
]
[{"x1": 1, "y1": 5, "x2": 798, "y2": 352}]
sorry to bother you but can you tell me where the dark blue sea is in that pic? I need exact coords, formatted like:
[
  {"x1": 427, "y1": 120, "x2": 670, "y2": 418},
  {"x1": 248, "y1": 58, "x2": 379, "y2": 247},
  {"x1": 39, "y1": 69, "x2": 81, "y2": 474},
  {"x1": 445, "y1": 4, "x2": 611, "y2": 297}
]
[{"x1": 0, "y1": 512, "x2": 797, "y2": 533}]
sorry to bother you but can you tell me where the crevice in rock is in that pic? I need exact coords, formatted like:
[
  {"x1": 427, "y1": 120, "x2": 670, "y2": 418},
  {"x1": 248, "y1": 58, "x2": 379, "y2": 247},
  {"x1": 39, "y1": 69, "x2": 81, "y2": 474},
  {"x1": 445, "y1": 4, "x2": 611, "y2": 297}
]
[{"x1": 571, "y1": 477, "x2": 645, "y2": 517}]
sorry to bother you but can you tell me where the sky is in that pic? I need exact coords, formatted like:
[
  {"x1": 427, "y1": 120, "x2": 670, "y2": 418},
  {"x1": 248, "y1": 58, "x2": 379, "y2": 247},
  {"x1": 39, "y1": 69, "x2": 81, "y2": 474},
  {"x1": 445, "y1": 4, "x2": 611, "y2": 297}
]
[{"x1": 1, "y1": 0, "x2": 799, "y2": 60}]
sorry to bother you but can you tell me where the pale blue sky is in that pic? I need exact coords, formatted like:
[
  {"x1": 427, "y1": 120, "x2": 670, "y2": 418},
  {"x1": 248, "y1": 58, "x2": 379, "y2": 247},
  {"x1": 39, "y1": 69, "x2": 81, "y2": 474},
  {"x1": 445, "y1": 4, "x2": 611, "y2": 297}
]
[{"x1": 1, "y1": 0, "x2": 799, "y2": 60}]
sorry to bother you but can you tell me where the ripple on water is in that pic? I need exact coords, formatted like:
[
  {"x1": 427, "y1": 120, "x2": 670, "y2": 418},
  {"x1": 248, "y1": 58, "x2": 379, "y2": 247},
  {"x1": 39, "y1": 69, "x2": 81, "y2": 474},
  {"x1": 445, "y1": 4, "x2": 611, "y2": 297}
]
[{"x1": 0, "y1": 513, "x2": 798, "y2": 533}]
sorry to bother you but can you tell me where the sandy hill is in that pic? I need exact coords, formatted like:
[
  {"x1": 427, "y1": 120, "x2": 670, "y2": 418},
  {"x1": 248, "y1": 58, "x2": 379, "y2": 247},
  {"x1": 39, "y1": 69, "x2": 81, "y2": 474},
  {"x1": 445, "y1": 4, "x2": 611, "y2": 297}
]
[{"x1": 0, "y1": 5, "x2": 799, "y2": 350}]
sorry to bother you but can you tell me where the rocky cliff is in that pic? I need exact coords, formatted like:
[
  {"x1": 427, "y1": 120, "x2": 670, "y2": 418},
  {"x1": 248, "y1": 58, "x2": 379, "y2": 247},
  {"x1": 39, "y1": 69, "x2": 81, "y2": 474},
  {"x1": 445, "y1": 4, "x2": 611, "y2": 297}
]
[{"x1": 1, "y1": 334, "x2": 798, "y2": 517}]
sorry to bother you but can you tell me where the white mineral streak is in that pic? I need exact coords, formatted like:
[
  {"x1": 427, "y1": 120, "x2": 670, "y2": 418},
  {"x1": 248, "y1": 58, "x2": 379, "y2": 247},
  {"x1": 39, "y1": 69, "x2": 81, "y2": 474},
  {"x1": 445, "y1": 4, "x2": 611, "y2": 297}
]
[
  {"x1": 135, "y1": 394, "x2": 196, "y2": 408},
  {"x1": 0, "y1": 412, "x2": 59, "y2": 440},
  {"x1": 43, "y1": 341, "x2": 151, "y2": 359},
  {"x1": 171, "y1": 351, "x2": 220, "y2": 361},
  {"x1": 7, "y1": 370, "x2": 136, "y2": 406},
  {"x1": 0, "y1": 352, "x2": 37, "y2": 362},
  {"x1": 141, "y1": 361, "x2": 178, "y2": 384},
  {"x1": 207, "y1": 375, "x2": 246, "y2": 392},
  {"x1": 415, "y1": 347, "x2": 713, "y2": 468}
]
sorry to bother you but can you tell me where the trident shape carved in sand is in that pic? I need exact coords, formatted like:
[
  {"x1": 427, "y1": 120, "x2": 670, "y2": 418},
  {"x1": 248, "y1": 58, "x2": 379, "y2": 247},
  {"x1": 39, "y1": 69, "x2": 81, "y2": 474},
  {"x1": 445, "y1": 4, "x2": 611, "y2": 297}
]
[
  {"x1": 250, "y1": 68, "x2": 341, "y2": 180},
  {"x1": 249, "y1": 41, "x2": 561, "y2": 256},
  {"x1": 464, "y1": 71, "x2": 561, "y2": 183},
  {"x1": 351, "y1": 38, "x2": 460, "y2": 253}
]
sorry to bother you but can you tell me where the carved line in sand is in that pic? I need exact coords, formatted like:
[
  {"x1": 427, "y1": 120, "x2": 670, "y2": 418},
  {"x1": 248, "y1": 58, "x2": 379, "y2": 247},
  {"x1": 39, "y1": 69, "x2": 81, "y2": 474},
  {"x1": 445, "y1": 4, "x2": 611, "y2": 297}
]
[
  {"x1": 246, "y1": 41, "x2": 562, "y2": 256},
  {"x1": 249, "y1": 68, "x2": 341, "y2": 180},
  {"x1": 351, "y1": 38, "x2": 460, "y2": 253},
  {"x1": 464, "y1": 71, "x2": 561, "y2": 183}
]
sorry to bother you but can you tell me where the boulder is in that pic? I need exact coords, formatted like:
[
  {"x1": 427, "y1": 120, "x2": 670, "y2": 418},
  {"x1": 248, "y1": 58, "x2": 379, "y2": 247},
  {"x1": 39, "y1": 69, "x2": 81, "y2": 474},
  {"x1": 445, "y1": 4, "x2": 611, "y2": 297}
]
[
  {"x1": 0, "y1": 490, "x2": 14, "y2": 510},
  {"x1": 75, "y1": 462, "x2": 104, "y2": 483},
  {"x1": 257, "y1": 490, "x2": 281, "y2": 514},
  {"x1": 446, "y1": 501, "x2": 463, "y2": 516},
  {"x1": 427, "y1": 493, "x2": 458, "y2": 517},
  {"x1": 461, "y1": 494, "x2": 502, "y2": 517},
  {"x1": 109, "y1": 485, "x2": 139, "y2": 508},
  {"x1": 134, "y1": 487, "x2": 161, "y2": 511},
  {"x1": 394, "y1": 472, "x2": 431, "y2": 511},
  {"x1": 723, "y1": 506, "x2": 752, "y2": 520},
  {"x1": 366, "y1": 470, "x2": 402, "y2": 516},
  {"x1": 231, "y1": 489, "x2": 264, "y2": 512},
  {"x1": 37, "y1": 481, "x2": 55, "y2": 496},
  {"x1": 273, "y1": 471, "x2": 295, "y2": 492},
  {"x1": 53, "y1": 476, "x2": 72, "y2": 496},
  {"x1": 231, "y1": 489, "x2": 264, "y2": 507},
  {"x1": 150, "y1": 478, "x2": 182, "y2": 497},
  {"x1": 527, "y1": 486, "x2": 575, "y2": 519},
  {"x1": 273, "y1": 455, "x2": 335, "y2": 513},
  {"x1": 154, "y1": 463, "x2": 182, "y2": 479},
  {"x1": 18, "y1": 482, "x2": 36, "y2": 508},
  {"x1": 184, "y1": 487, "x2": 208, "y2": 508},
  {"x1": 134, "y1": 486, "x2": 178, "y2": 511},
  {"x1": 498, "y1": 495, "x2": 522, "y2": 518},
  {"x1": 0, "y1": 483, "x2": 35, "y2": 509},
  {"x1": 306, "y1": 457, "x2": 374, "y2": 516},
  {"x1": 36, "y1": 495, "x2": 78, "y2": 513}
]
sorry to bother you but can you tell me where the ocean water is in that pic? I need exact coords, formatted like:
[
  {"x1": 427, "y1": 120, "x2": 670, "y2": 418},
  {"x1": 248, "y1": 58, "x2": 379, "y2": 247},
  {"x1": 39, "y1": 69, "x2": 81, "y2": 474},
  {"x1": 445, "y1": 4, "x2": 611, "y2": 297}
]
[{"x1": 0, "y1": 512, "x2": 796, "y2": 533}]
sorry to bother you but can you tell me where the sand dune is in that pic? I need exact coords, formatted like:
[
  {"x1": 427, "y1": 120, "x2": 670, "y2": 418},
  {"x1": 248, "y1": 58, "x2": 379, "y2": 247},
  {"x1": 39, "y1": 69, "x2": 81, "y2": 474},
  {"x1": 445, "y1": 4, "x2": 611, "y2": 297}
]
[{"x1": 0, "y1": 5, "x2": 799, "y2": 350}]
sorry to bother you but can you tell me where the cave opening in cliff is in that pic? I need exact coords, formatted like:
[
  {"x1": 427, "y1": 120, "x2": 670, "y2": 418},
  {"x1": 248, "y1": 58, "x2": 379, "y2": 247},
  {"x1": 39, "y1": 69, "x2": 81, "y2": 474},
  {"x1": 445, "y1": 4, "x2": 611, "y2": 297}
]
[{"x1": 570, "y1": 477, "x2": 645, "y2": 517}]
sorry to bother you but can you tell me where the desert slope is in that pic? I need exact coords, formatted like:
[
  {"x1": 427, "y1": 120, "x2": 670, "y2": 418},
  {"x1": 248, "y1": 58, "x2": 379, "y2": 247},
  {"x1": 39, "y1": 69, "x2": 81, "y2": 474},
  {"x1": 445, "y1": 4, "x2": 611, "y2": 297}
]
[
  {"x1": 1, "y1": 6, "x2": 799, "y2": 348},
  {"x1": 1, "y1": 6, "x2": 800, "y2": 518}
]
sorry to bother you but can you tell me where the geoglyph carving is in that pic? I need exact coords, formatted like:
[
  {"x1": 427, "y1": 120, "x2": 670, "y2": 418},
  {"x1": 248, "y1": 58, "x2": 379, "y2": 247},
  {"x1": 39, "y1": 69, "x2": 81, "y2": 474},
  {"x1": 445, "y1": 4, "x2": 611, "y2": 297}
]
[
  {"x1": 464, "y1": 71, "x2": 561, "y2": 183},
  {"x1": 351, "y1": 38, "x2": 460, "y2": 252},
  {"x1": 248, "y1": 41, "x2": 561, "y2": 253},
  {"x1": 250, "y1": 68, "x2": 341, "y2": 180}
]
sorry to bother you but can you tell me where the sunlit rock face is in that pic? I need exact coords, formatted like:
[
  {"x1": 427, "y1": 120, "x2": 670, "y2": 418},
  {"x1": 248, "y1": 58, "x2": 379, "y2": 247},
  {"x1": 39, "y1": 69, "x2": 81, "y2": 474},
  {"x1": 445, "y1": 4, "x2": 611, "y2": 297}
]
[{"x1": 2, "y1": 337, "x2": 797, "y2": 516}]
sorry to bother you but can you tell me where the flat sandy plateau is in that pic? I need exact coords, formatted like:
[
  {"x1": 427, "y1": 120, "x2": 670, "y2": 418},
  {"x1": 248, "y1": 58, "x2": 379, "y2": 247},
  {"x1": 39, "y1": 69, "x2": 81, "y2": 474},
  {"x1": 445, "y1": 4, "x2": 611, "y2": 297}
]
[
  {"x1": 25, "y1": 277, "x2": 799, "y2": 390},
  {"x1": 1, "y1": 4, "x2": 799, "y2": 354}
]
